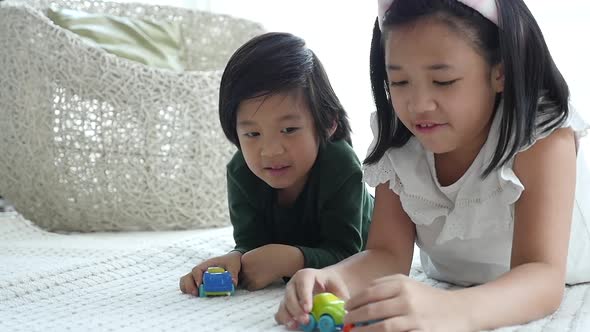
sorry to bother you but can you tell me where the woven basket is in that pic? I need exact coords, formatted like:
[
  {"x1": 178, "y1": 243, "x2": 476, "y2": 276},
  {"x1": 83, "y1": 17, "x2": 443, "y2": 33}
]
[{"x1": 0, "y1": 0, "x2": 264, "y2": 231}]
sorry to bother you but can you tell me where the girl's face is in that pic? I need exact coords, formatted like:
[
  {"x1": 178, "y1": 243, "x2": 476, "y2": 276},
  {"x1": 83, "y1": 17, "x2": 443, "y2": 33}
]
[
  {"x1": 384, "y1": 17, "x2": 504, "y2": 157},
  {"x1": 236, "y1": 91, "x2": 320, "y2": 201}
]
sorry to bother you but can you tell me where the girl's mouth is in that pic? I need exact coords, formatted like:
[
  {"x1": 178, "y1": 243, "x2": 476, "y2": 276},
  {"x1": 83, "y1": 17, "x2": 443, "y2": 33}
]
[{"x1": 415, "y1": 123, "x2": 445, "y2": 133}]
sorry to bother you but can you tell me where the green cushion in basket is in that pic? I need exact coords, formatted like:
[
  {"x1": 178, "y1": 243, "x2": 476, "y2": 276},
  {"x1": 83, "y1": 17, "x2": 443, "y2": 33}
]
[{"x1": 48, "y1": 7, "x2": 184, "y2": 71}]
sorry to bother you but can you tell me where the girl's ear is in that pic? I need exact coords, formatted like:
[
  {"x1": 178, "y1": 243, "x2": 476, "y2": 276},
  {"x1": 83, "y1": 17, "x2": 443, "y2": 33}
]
[{"x1": 492, "y1": 63, "x2": 505, "y2": 93}]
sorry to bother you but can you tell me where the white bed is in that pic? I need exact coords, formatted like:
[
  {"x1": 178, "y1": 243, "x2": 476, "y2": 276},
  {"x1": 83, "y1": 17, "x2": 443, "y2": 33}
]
[{"x1": 1, "y1": 212, "x2": 589, "y2": 332}]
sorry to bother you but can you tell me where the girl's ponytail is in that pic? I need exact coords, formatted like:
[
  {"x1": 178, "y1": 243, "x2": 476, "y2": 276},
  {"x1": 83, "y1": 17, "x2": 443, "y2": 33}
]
[
  {"x1": 365, "y1": 19, "x2": 411, "y2": 165},
  {"x1": 486, "y1": 0, "x2": 569, "y2": 176}
]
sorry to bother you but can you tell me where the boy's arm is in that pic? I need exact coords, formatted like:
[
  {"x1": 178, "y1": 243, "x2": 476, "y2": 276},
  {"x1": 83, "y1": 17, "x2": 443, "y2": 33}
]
[
  {"x1": 240, "y1": 244, "x2": 304, "y2": 290},
  {"x1": 455, "y1": 128, "x2": 576, "y2": 330},
  {"x1": 239, "y1": 170, "x2": 370, "y2": 289},
  {"x1": 227, "y1": 168, "x2": 271, "y2": 253},
  {"x1": 295, "y1": 170, "x2": 371, "y2": 269}
]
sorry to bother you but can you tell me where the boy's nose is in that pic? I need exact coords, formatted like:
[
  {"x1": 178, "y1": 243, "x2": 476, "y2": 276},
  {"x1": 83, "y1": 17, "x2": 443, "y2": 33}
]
[{"x1": 260, "y1": 139, "x2": 285, "y2": 157}]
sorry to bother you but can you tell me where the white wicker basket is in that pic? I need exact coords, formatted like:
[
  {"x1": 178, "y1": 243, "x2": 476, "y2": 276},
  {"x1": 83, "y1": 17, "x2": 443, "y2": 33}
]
[{"x1": 0, "y1": 0, "x2": 265, "y2": 231}]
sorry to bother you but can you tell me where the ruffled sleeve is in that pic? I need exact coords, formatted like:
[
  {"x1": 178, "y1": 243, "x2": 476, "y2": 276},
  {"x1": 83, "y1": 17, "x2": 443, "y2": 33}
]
[
  {"x1": 361, "y1": 108, "x2": 525, "y2": 245},
  {"x1": 567, "y1": 105, "x2": 589, "y2": 141},
  {"x1": 362, "y1": 112, "x2": 403, "y2": 194},
  {"x1": 361, "y1": 112, "x2": 452, "y2": 230},
  {"x1": 520, "y1": 104, "x2": 589, "y2": 152},
  {"x1": 360, "y1": 106, "x2": 589, "y2": 246}
]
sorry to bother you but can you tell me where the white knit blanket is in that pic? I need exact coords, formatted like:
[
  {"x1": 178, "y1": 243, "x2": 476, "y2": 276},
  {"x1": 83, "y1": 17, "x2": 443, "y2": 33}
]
[{"x1": 1, "y1": 212, "x2": 589, "y2": 332}]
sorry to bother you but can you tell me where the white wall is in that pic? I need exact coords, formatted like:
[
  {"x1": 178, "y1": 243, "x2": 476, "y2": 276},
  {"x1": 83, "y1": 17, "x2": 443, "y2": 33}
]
[
  {"x1": 116, "y1": 0, "x2": 590, "y2": 160},
  {"x1": 525, "y1": 1, "x2": 590, "y2": 119},
  {"x1": 201, "y1": 1, "x2": 376, "y2": 158}
]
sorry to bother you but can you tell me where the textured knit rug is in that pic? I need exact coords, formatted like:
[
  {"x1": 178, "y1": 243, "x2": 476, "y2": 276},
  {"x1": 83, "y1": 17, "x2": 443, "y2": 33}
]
[{"x1": 1, "y1": 212, "x2": 589, "y2": 332}]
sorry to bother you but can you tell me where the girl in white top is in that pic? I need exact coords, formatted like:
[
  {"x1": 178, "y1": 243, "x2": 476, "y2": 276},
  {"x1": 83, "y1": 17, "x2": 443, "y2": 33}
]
[{"x1": 275, "y1": 0, "x2": 590, "y2": 331}]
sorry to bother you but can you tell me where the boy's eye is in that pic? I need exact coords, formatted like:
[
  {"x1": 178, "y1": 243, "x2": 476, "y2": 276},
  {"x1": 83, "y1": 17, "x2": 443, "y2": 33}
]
[
  {"x1": 281, "y1": 127, "x2": 299, "y2": 134},
  {"x1": 389, "y1": 80, "x2": 408, "y2": 87},
  {"x1": 243, "y1": 132, "x2": 260, "y2": 138},
  {"x1": 434, "y1": 79, "x2": 459, "y2": 86}
]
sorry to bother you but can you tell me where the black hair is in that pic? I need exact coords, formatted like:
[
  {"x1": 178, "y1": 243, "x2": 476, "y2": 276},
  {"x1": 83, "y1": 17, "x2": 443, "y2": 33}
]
[
  {"x1": 219, "y1": 32, "x2": 352, "y2": 149},
  {"x1": 365, "y1": 0, "x2": 569, "y2": 177}
]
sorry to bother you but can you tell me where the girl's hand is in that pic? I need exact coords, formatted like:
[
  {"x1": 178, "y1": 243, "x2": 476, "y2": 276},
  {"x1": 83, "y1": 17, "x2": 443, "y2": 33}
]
[
  {"x1": 179, "y1": 251, "x2": 242, "y2": 296},
  {"x1": 240, "y1": 244, "x2": 304, "y2": 290},
  {"x1": 274, "y1": 268, "x2": 350, "y2": 330},
  {"x1": 344, "y1": 274, "x2": 470, "y2": 332}
]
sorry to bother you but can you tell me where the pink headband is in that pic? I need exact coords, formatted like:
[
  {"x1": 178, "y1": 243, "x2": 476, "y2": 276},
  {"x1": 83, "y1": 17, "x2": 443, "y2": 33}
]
[{"x1": 377, "y1": 0, "x2": 499, "y2": 28}]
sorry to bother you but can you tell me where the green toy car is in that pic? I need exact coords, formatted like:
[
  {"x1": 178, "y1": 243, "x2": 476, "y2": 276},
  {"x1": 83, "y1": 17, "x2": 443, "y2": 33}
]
[{"x1": 299, "y1": 292, "x2": 346, "y2": 332}]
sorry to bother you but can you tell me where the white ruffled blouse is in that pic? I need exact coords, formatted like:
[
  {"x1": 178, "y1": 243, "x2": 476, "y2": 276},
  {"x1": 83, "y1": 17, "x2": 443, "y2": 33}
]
[{"x1": 363, "y1": 106, "x2": 590, "y2": 286}]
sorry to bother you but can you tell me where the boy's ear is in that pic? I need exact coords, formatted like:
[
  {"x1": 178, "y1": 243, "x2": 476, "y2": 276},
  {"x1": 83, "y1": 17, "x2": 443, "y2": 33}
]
[
  {"x1": 492, "y1": 63, "x2": 505, "y2": 93},
  {"x1": 328, "y1": 120, "x2": 338, "y2": 138}
]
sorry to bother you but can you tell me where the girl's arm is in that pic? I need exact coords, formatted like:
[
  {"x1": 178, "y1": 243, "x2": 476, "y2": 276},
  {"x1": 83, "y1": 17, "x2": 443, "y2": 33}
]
[
  {"x1": 454, "y1": 128, "x2": 576, "y2": 330},
  {"x1": 324, "y1": 181, "x2": 417, "y2": 295},
  {"x1": 274, "y1": 180, "x2": 416, "y2": 326}
]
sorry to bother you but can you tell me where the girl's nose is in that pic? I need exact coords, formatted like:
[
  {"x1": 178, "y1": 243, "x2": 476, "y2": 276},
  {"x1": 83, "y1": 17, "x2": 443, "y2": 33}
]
[{"x1": 408, "y1": 89, "x2": 437, "y2": 113}]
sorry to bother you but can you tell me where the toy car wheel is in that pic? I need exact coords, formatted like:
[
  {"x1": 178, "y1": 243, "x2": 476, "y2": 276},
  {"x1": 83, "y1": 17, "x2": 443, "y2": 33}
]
[
  {"x1": 299, "y1": 313, "x2": 316, "y2": 332},
  {"x1": 199, "y1": 284, "x2": 206, "y2": 298},
  {"x1": 318, "y1": 315, "x2": 336, "y2": 332}
]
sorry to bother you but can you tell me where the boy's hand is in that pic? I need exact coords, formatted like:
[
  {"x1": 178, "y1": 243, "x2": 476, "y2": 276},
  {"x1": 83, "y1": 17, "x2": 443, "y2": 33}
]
[
  {"x1": 240, "y1": 244, "x2": 304, "y2": 291},
  {"x1": 179, "y1": 251, "x2": 242, "y2": 296}
]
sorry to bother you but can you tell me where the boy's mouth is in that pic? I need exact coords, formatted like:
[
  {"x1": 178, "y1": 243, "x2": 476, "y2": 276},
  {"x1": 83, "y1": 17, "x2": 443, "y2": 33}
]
[
  {"x1": 264, "y1": 164, "x2": 289, "y2": 170},
  {"x1": 264, "y1": 165, "x2": 291, "y2": 176}
]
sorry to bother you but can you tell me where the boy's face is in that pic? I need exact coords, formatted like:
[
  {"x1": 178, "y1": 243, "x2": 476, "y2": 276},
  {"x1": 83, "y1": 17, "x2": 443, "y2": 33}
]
[
  {"x1": 384, "y1": 17, "x2": 504, "y2": 158},
  {"x1": 236, "y1": 91, "x2": 320, "y2": 201}
]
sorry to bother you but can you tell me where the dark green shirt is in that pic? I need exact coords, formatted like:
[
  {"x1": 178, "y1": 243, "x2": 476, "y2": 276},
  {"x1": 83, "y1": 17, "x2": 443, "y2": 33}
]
[{"x1": 227, "y1": 139, "x2": 374, "y2": 269}]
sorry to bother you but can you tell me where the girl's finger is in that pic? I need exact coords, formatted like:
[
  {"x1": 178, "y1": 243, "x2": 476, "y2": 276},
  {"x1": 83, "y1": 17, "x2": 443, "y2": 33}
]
[
  {"x1": 295, "y1": 269, "x2": 321, "y2": 314},
  {"x1": 349, "y1": 315, "x2": 415, "y2": 332},
  {"x1": 274, "y1": 300, "x2": 291, "y2": 324},
  {"x1": 284, "y1": 278, "x2": 307, "y2": 323},
  {"x1": 345, "y1": 296, "x2": 406, "y2": 326},
  {"x1": 326, "y1": 273, "x2": 350, "y2": 301},
  {"x1": 275, "y1": 299, "x2": 302, "y2": 331},
  {"x1": 346, "y1": 277, "x2": 402, "y2": 311}
]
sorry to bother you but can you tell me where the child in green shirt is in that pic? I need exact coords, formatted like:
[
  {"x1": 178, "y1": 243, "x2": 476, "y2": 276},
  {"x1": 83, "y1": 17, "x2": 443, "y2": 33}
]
[{"x1": 179, "y1": 32, "x2": 373, "y2": 295}]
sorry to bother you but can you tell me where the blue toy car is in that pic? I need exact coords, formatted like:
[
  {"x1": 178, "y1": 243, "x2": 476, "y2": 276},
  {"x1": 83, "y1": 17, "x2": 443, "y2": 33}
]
[{"x1": 199, "y1": 267, "x2": 235, "y2": 297}]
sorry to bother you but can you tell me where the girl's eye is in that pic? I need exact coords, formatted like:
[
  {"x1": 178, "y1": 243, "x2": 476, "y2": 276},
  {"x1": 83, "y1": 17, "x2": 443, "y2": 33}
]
[
  {"x1": 244, "y1": 132, "x2": 260, "y2": 138},
  {"x1": 434, "y1": 79, "x2": 459, "y2": 86},
  {"x1": 389, "y1": 81, "x2": 408, "y2": 87},
  {"x1": 281, "y1": 127, "x2": 299, "y2": 134}
]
